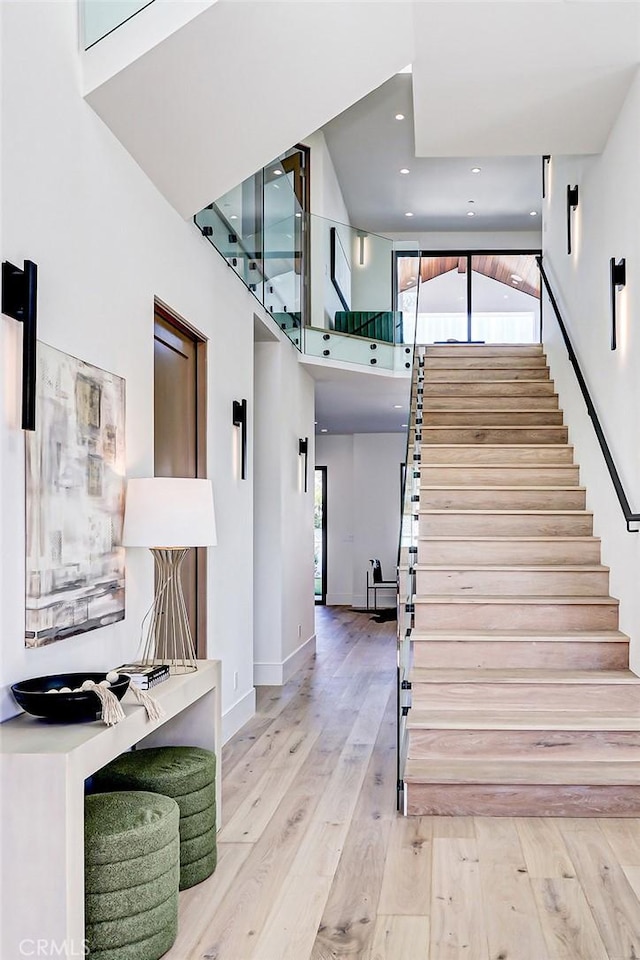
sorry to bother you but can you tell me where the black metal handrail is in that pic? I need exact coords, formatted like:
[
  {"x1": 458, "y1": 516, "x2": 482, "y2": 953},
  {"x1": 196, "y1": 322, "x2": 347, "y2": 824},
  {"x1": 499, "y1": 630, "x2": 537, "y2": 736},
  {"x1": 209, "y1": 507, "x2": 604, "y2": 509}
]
[{"x1": 537, "y1": 256, "x2": 639, "y2": 533}]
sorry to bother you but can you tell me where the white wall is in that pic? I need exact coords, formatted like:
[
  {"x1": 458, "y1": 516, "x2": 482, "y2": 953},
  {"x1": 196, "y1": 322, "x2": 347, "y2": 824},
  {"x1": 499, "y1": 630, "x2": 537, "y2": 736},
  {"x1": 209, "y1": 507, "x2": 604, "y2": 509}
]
[
  {"x1": 253, "y1": 342, "x2": 316, "y2": 684},
  {"x1": 0, "y1": 1, "x2": 314, "y2": 738},
  {"x1": 542, "y1": 72, "x2": 640, "y2": 671},
  {"x1": 315, "y1": 433, "x2": 405, "y2": 607},
  {"x1": 305, "y1": 130, "x2": 352, "y2": 328},
  {"x1": 392, "y1": 230, "x2": 542, "y2": 250}
]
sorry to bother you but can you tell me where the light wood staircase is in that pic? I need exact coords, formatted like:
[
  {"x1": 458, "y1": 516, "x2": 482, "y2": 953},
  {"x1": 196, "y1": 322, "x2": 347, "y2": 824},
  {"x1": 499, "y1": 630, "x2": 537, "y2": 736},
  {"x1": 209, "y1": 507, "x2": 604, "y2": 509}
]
[{"x1": 403, "y1": 343, "x2": 640, "y2": 817}]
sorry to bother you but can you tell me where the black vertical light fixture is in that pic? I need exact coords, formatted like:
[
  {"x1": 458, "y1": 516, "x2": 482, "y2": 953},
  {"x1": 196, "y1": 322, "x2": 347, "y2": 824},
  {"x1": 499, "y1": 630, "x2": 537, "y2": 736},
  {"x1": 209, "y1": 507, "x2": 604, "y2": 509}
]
[
  {"x1": 542, "y1": 155, "x2": 551, "y2": 198},
  {"x1": 2, "y1": 259, "x2": 38, "y2": 431},
  {"x1": 298, "y1": 437, "x2": 309, "y2": 493},
  {"x1": 566, "y1": 185, "x2": 579, "y2": 255},
  {"x1": 232, "y1": 399, "x2": 247, "y2": 479},
  {"x1": 610, "y1": 257, "x2": 626, "y2": 351}
]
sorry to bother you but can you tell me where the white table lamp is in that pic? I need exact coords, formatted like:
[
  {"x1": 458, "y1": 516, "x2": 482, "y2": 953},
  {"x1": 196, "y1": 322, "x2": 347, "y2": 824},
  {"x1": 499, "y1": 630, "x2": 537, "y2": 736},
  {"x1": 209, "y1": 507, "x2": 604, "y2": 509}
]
[{"x1": 123, "y1": 478, "x2": 217, "y2": 673}]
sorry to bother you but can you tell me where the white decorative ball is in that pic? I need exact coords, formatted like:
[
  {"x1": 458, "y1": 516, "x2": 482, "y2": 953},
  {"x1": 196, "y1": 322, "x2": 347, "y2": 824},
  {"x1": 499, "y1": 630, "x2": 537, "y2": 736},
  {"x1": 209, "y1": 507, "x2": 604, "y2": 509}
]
[
  {"x1": 81, "y1": 679, "x2": 96, "y2": 691},
  {"x1": 99, "y1": 679, "x2": 111, "y2": 688},
  {"x1": 106, "y1": 671, "x2": 119, "y2": 684},
  {"x1": 59, "y1": 687, "x2": 72, "y2": 694},
  {"x1": 46, "y1": 689, "x2": 58, "y2": 694}
]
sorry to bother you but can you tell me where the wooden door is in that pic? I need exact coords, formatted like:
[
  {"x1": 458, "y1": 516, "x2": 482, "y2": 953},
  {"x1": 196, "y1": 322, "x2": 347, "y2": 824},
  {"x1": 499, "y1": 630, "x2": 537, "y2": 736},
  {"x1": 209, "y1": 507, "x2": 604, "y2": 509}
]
[{"x1": 154, "y1": 305, "x2": 207, "y2": 656}]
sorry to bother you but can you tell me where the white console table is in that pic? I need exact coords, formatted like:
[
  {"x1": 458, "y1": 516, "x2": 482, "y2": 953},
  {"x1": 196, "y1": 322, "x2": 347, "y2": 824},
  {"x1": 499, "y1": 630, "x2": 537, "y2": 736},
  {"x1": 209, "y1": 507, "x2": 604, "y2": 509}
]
[{"x1": 0, "y1": 660, "x2": 221, "y2": 960}]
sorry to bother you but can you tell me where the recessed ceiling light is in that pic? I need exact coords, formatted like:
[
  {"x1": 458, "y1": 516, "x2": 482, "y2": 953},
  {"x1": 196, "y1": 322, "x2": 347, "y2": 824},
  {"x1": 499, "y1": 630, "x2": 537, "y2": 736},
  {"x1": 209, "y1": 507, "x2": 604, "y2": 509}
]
[
  {"x1": 511, "y1": 274, "x2": 523, "y2": 282},
  {"x1": 295, "y1": 212, "x2": 302, "y2": 218},
  {"x1": 401, "y1": 423, "x2": 408, "y2": 428},
  {"x1": 320, "y1": 428, "x2": 328, "y2": 433},
  {"x1": 314, "y1": 421, "x2": 318, "y2": 425},
  {"x1": 230, "y1": 215, "x2": 238, "y2": 220},
  {"x1": 467, "y1": 211, "x2": 475, "y2": 217},
  {"x1": 471, "y1": 167, "x2": 481, "y2": 174},
  {"x1": 400, "y1": 168, "x2": 410, "y2": 175},
  {"x1": 273, "y1": 169, "x2": 283, "y2": 176},
  {"x1": 405, "y1": 212, "x2": 414, "y2": 217},
  {"x1": 529, "y1": 210, "x2": 538, "y2": 216},
  {"x1": 395, "y1": 113, "x2": 405, "y2": 121},
  {"x1": 468, "y1": 199, "x2": 475, "y2": 204},
  {"x1": 393, "y1": 404, "x2": 403, "y2": 409}
]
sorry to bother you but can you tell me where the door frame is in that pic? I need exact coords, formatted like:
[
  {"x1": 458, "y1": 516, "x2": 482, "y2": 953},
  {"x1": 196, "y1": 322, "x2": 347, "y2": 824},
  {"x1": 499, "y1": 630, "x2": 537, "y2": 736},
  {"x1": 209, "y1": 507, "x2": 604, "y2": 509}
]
[
  {"x1": 154, "y1": 298, "x2": 208, "y2": 658},
  {"x1": 314, "y1": 465, "x2": 327, "y2": 606}
]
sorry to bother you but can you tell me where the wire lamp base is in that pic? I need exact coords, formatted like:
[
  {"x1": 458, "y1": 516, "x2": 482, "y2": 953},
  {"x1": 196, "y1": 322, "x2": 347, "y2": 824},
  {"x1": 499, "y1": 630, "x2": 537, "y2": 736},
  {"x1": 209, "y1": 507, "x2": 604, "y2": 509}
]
[{"x1": 140, "y1": 548, "x2": 198, "y2": 674}]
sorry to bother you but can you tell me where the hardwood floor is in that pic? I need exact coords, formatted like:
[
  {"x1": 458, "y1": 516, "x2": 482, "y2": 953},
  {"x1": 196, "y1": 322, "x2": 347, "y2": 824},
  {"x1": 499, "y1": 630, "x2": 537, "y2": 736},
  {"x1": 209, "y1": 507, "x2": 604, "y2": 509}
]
[{"x1": 165, "y1": 607, "x2": 640, "y2": 960}]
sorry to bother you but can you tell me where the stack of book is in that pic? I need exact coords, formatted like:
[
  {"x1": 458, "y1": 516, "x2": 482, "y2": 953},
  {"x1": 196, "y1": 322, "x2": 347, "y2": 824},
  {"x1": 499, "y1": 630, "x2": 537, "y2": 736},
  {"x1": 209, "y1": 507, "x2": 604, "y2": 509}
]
[{"x1": 115, "y1": 663, "x2": 170, "y2": 690}]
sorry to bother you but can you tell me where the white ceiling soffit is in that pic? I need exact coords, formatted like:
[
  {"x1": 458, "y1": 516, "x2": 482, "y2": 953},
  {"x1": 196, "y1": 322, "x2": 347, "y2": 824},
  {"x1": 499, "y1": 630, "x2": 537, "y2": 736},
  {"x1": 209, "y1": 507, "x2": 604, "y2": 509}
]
[
  {"x1": 85, "y1": 1, "x2": 413, "y2": 218},
  {"x1": 310, "y1": 364, "x2": 412, "y2": 435},
  {"x1": 412, "y1": 1, "x2": 640, "y2": 157},
  {"x1": 321, "y1": 74, "x2": 543, "y2": 233}
]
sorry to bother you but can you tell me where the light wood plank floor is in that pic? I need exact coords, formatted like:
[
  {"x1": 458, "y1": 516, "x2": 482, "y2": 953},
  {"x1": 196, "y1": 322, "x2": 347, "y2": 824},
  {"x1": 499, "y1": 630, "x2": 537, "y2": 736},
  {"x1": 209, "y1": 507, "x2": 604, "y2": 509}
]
[{"x1": 165, "y1": 607, "x2": 640, "y2": 960}]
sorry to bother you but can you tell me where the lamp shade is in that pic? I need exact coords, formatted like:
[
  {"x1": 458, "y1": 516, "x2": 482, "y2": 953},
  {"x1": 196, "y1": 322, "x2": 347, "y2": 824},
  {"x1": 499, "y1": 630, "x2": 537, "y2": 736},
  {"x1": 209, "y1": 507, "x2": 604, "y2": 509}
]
[{"x1": 122, "y1": 478, "x2": 217, "y2": 548}]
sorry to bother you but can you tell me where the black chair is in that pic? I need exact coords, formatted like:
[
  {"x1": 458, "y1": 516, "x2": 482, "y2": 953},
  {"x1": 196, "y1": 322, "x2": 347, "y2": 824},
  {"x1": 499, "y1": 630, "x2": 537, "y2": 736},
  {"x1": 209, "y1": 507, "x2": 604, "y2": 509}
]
[{"x1": 366, "y1": 559, "x2": 396, "y2": 612}]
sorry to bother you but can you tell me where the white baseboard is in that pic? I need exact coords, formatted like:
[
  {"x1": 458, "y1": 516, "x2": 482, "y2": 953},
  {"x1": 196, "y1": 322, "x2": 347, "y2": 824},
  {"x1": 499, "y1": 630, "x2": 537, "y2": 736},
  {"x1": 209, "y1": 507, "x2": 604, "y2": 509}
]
[
  {"x1": 254, "y1": 633, "x2": 316, "y2": 686},
  {"x1": 326, "y1": 594, "x2": 353, "y2": 606},
  {"x1": 222, "y1": 687, "x2": 256, "y2": 744}
]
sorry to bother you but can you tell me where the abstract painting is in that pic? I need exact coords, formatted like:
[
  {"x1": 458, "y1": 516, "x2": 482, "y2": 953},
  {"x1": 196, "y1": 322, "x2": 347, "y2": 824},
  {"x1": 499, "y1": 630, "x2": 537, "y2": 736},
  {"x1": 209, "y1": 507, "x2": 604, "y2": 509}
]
[{"x1": 25, "y1": 344, "x2": 125, "y2": 646}]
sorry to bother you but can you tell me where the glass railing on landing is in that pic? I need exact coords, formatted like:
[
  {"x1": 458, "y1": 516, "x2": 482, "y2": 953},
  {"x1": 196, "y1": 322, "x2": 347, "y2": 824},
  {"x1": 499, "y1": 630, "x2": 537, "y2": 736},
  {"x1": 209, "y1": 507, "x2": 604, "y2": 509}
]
[
  {"x1": 396, "y1": 260, "x2": 422, "y2": 813},
  {"x1": 195, "y1": 180, "x2": 402, "y2": 357},
  {"x1": 81, "y1": 0, "x2": 155, "y2": 49}
]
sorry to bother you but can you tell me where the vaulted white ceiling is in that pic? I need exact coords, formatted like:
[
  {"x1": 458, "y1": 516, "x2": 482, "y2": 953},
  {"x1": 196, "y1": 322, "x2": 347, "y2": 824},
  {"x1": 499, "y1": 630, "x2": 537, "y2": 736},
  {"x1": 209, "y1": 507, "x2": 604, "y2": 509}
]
[{"x1": 83, "y1": 1, "x2": 640, "y2": 220}]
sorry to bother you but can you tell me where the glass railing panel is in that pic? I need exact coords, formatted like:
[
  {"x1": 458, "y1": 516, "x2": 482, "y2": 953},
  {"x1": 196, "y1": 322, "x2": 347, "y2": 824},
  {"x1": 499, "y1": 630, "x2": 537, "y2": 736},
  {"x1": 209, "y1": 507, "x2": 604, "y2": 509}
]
[
  {"x1": 396, "y1": 249, "x2": 421, "y2": 810},
  {"x1": 304, "y1": 327, "x2": 395, "y2": 370},
  {"x1": 82, "y1": 0, "x2": 155, "y2": 49}
]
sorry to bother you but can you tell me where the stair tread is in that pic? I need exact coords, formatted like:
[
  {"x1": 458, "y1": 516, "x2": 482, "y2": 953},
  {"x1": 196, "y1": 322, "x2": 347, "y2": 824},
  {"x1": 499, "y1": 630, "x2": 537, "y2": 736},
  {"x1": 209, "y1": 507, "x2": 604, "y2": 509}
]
[
  {"x1": 420, "y1": 485, "x2": 584, "y2": 491},
  {"x1": 409, "y1": 629, "x2": 628, "y2": 641},
  {"x1": 413, "y1": 595, "x2": 619, "y2": 605},
  {"x1": 419, "y1": 536, "x2": 600, "y2": 542},
  {"x1": 422, "y1": 443, "x2": 573, "y2": 452},
  {"x1": 407, "y1": 708, "x2": 640, "y2": 730},
  {"x1": 410, "y1": 668, "x2": 638, "y2": 683},
  {"x1": 419, "y1": 509, "x2": 592, "y2": 515},
  {"x1": 404, "y1": 759, "x2": 640, "y2": 785},
  {"x1": 413, "y1": 564, "x2": 608, "y2": 573}
]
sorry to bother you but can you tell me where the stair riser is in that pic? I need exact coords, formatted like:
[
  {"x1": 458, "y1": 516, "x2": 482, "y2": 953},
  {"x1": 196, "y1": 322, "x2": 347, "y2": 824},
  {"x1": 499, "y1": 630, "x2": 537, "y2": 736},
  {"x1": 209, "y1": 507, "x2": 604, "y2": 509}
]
[
  {"x1": 408, "y1": 729, "x2": 640, "y2": 761},
  {"x1": 418, "y1": 540, "x2": 602, "y2": 565},
  {"x1": 424, "y1": 356, "x2": 548, "y2": 369},
  {"x1": 420, "y1": 466, "x2": 580, "y2": 486},
  {"x1": 420, "y1": 514, "x2": 594, "y2": 537},
  {"x1": 411, "y1": 683, "x2": 639, "y2": 712},
  {"x1": 421, "y1": 426, "x2": 568, "y2": 444},
  {"x1": 425, "y1": 346, "x2": 544, "y2": 358},
  {"x1": 424, "y1": 368, "x2": 550, "y2": 381},
  {"x1": 412, "y1": 640, "x2": 629, "y2": 670},
  {"x1": 405, "y1": 784, "x2": 640, "y2": 817},
  {"x1": 421, "y1": 381, "x2": 556, "y2": 396},
  {"x1": 420, "y1": 445, "x2": 574, "y2": 465},
  {"x1": 413, "y1": 603, "x2": 618, "y2": 631},
  {"x1": 415, "y1": 568, "x2": 608, "y2": 596},
  {"x1": 421, "y1": 490, "x2": 586, "y2": 511},
  {"x1": 415, "y1": 396, "x2": 559, "y2": 411},
  {"x1": 420, "y1": 411, "x2": 564, "y2": 426}
]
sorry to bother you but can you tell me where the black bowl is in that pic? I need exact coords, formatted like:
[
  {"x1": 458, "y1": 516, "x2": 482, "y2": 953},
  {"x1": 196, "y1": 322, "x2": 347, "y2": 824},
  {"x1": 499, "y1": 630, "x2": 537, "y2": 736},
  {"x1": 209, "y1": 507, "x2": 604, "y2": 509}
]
[{"x1": 11, "y1": 672, "x2": 130, "y2": 723}]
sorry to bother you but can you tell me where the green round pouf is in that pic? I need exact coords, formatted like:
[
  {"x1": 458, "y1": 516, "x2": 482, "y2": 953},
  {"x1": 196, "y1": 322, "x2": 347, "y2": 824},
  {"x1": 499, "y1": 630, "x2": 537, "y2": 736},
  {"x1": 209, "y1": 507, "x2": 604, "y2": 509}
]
[
  {"x1": 85, "y1": 792, "x2": 180, "y2": 960},
  {"x1": 93, "y1": 747, "x2": 217, "y2": 889}
]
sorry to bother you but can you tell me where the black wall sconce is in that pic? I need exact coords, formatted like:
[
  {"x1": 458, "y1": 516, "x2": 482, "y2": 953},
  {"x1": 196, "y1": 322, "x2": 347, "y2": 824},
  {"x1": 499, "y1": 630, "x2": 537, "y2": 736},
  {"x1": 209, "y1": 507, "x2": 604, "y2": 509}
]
[
  {"x1": 566, "y1": 185, "x2": 579, "y2": 255},
  {"x1": 298, "y1": 437, "x2": 309, "y2": 493},
  {"x1": 2, "y1": 259, "x2": 38, "y2": 431},
  {"x1": 232, "y1": 399, "x2": 247, "y2": 479},
  {"x1": 610, "y1": 257, "x2": 626, "y2": 351}
]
